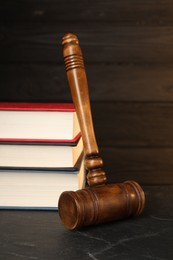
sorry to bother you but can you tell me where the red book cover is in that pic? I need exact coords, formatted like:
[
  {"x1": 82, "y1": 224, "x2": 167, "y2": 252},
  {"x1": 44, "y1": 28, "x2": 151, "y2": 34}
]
[{"x1": 0, "y1": 102, "x2": 75, "y2": 112}]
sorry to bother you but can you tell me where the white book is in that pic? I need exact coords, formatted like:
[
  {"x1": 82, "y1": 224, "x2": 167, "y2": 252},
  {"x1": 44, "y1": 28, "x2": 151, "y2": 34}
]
[
  {"x1": 0, "y1": 137, "x2": 83, "y2": 169},
  {"x1": 0, "y1": 160, "x2": 85, "y2": 209}
]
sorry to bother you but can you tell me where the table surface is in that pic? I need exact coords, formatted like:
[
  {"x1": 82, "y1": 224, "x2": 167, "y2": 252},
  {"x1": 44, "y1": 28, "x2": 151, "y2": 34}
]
[{"x1": 0, "y1": 185, "x2": 173, "y2": 260}]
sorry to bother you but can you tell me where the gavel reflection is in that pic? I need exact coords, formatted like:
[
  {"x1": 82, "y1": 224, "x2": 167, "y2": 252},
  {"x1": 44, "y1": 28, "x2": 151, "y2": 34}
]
[{"x1": 58, "y1": 33, "x2": 145, "y2": 230}]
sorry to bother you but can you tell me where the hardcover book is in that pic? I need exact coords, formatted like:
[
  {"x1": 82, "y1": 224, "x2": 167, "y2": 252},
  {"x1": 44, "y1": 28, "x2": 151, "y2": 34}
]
[
  {"x1": 0, "y1": 102, "x2": 80, "y2": 143},
  {"x1": 0, "y1": 136, "x2": 83, "y2": 169},
  {"x1": 0, "y1": 160, "x2": 85, "y2": 209}
]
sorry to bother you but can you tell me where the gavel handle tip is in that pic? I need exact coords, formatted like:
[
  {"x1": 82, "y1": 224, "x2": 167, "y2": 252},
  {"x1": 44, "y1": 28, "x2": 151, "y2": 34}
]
[{"x1": 62, "y1": 33, "x2": 79, "y2": 46}]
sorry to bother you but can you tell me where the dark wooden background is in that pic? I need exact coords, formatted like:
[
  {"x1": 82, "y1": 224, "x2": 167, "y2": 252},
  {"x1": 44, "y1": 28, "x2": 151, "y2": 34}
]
[{"x1": 1, "y1": 0, "x2": 173, "y2": 185}]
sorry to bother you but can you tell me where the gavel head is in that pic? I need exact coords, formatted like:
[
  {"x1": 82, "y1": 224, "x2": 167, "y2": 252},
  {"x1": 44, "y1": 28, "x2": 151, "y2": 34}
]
[{"x1": 58, "y1": 180, "x2": 145, "y2": 230}]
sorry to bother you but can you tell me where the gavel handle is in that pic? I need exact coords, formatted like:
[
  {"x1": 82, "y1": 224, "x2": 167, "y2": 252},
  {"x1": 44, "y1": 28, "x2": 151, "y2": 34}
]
[{"x1": 62, "y1": 33, "x2": 107, "y2": 186}]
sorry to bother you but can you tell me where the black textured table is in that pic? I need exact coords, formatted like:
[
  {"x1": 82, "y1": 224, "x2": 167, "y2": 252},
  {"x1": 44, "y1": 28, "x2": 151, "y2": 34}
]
[{"x1": 0, "y1": 186, "x2": 173, "y2": 260}]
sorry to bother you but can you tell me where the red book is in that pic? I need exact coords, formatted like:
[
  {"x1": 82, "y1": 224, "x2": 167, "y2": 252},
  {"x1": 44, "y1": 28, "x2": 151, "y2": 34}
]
[{"x1": 0, "y1": 102, "x2": 80, "y2": 143}]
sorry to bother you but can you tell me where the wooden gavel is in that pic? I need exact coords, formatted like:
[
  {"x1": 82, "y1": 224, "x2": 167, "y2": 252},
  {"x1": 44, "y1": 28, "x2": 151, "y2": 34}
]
[{"x1": 58, "y1": 33, "x2": 145, "y2": 230}]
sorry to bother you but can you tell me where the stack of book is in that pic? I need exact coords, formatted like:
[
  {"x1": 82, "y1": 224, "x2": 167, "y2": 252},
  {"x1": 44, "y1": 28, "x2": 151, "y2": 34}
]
[{"x1": 0, "y1": 102, "x2": 85, "y2": 210}]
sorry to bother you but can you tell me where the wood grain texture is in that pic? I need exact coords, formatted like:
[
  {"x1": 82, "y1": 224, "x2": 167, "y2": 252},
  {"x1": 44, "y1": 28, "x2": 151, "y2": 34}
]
[
  {"x1": 1, "y1": 64, "x2": 173, "y2": 102},
  {"x1": 0, "y1": 64, "x2": 72, "y2": 102},
  {"x1": 93, "y1": 102, "x2": 173, "y2": 148},
  {"x1": 1, "y1": 0, "x2": 173, "y2": 26},
  {"x1": 1, "y1": 24, "x2": 173, "y2": 63},
  {"x1": 1, "y1": 0, "x2": 173, "y2": 185},
  {"x1": 100, "y1": 147, "x2": 173, "y2": 184}
]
